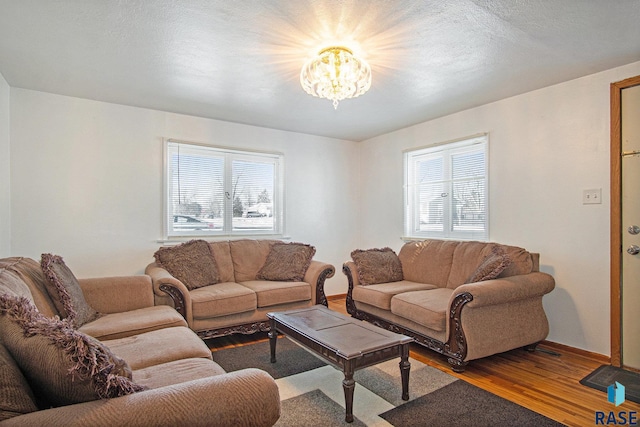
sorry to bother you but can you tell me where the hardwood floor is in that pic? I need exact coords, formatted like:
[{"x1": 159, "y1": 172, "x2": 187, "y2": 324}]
[{"x1": 207, "y1": 298, "x2": 640, "y2": 426}]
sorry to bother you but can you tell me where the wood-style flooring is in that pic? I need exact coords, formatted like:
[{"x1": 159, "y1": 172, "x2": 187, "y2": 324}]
[{"x1": 207, "y1": 297, "x2": 640, "y2": 426}]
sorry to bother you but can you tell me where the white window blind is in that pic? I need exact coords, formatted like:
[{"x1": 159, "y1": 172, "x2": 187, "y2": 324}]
[
  {"x1": 165, "y1": 140, "x2": 283, "y2": 238},
  {"x1": 404, "y1": 135, "x2": 488, "y2": 240}
]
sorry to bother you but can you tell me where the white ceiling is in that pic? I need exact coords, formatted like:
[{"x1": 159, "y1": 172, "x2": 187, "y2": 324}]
[{"x1": 0, "y1": 1, "x2": 639, "y2": 141}]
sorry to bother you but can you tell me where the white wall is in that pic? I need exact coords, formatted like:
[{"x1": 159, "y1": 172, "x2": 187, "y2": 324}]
[
  {"x1": 0, "y1": 72, "x2": 9, "y2": 257},
  {"x1": 9, "y1": 89, "x2": 359, "y2": 295},
  {"x1": 358, "y1": 61, "x2": 640, "y2": 356}
]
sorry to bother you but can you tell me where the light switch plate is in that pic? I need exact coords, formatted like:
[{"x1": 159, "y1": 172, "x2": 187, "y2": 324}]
[{"x1": 583, "y1": 188, "x2": 602, "y2": 204}]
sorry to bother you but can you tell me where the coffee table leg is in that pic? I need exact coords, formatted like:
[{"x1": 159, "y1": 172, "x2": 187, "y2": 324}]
[
  {"x1": 268, "y1": 319, "x2": 277, "y2": 363},
  {"x1": 343, "y1": 360, "x2": 356, "y2": 423},
  {"x1": 400, "y1": 343, "x2": 410, "y2": 401}
]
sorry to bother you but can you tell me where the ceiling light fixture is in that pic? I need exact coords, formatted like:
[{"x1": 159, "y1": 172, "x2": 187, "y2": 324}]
[{"x1": 300, "y1": 46, "x2": 372, "y2": 109}]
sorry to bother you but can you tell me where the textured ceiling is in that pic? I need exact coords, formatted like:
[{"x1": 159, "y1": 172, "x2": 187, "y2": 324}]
[{"x1": 0, "y1": 0, "x2": 639, "y2": 141}]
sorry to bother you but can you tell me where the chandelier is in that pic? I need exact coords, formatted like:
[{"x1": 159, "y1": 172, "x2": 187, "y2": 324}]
[{"x1": 300, "y1": 46, "x2": 372, "y2": 109}]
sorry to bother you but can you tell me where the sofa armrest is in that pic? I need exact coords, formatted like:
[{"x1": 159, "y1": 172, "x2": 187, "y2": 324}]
[
  {"x1": 342, "y1": 261, "x2": 360, "y2": 287},
  {"x1": 145, "y1": 262, "x2": 192, "y2": 324},
  {"x1": 0, "y1": 368, "x2": 280, "y2": 427},
  {"x1": 452, "y1": 272, "x2": 555, "y2": 309},
  {"x1": 304, "y1": 260, "x2": 335, "y2": 306},
  {"x1": 78, "y1": 276, "x2": 155, "y2": 314},
  {"x1": 342, "y1": 261, "x2": 361, "y2": 315}
]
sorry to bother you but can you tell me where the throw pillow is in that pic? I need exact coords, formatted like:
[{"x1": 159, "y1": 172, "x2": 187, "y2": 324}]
[
  {"x1": 0, "y1": 295, "x2": 145, "y2": 408},
  {"x1": 257, "y1": 242, "x2": 316, "y2": 281},
  {"x1": 351, "y1": 247, "x2": 404, "y2": 286},
  {"x1": 41, "y1": 253, "x2": 100, "y2": 327},
  {"x1": 0, "y1": 343, "x2": 38, "y2": 421},
  {"x1": 154, "y1": 239, "x2": 219, "y2": 290},
  {"x1": 465, "y1": 246, "x2": 512, "y2": 284}
]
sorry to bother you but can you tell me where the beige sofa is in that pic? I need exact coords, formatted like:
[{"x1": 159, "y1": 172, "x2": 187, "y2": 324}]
[
  {"x1": 0, "y1": 256, "x2": 280, "y2": 426},
  {"x1": 145, "y1": 239, "x2": 336, "y2": 339},
  {"x1": 343, "y1": 239, "x2": 555, "y2": 372}
]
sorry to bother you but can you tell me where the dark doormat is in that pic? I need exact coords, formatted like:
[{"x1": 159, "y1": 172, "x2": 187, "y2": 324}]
[{"x1": 580, "y1": 364, "x2": 640, "y2": 404}]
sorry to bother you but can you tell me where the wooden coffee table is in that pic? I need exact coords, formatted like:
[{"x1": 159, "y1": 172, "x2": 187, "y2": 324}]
[{"x1": 267, "y1": 305, "x2": 413, "y2": 423}]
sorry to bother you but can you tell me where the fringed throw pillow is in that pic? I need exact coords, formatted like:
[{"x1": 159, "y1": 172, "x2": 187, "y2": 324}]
[
  {"x1": 154, "y1": 240, "x2": 219, "y2": 290},
  {"x1": 41, "y1": 254, "x2": 100, "y2": 327},
  {"x1": 465, "y1": 245, "x2": 512, "y2": 283},
  {"x1": 0, "y1": 295, "x2": 146, "y2": 408},
  {"x1": 257, "y1": 243, "x2": 316, "y2": 281},
  {"x1": 351, "y1": 247, "x2": 404, "y2": 286}
]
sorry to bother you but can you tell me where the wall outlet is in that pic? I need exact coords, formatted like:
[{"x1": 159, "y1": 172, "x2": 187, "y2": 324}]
[{"x1": 583, "y1": 188, "x2": 602, "y2": 204}]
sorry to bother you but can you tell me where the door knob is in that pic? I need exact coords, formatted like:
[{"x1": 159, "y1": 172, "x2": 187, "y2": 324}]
[
  {"x1": 627, "y1": 245, "x2": 640, "y2": 255},
  {"x1": 629, "y1": 225, "x2": 640, "y2": 235}
]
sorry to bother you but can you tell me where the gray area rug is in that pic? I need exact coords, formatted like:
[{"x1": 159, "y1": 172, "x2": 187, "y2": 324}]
[{"x1": 212, "y1": 336, "x2": 563, "y2": 426}]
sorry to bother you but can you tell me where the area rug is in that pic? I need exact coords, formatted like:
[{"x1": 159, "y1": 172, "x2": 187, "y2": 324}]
[
  {"x1": 212, "y1": 337, "x2": 563, "y2": 426},
  {"x1": 580, "y1": 364, "x2": 640, "y2": 404}
]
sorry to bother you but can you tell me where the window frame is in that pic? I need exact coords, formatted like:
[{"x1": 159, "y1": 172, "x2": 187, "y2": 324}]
[
  {"x1": 404, "y1": 134, "x2": 489, "y2": 241},
  {"x1": 163, "y1": 139, "x2": 284, "y2": 240}
]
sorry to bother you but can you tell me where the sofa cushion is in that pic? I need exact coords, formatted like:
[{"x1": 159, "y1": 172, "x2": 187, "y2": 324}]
[
  {"x1": 133, "y1": 358, "x2": 226, "y2": 390},
  {"x1": 190, "y1": 282, "x2": 257, "y2": 319},
  {"x1": 229, "y1": 239, "x2": 277, "y2": 282},
  {"x1": 465, "y1": 246, "x2": 512, "y2": 284},
  {"x1": 40, "y1": 253, "x2": 100, "y2": 327},
  {"x1": 0, "y1": 342, "x2": 38, "y2": 421},
  {"x1": 78, "y1": 305, "x2": 188, "y2": 340},
  {"x1": 351, "y1": 247, "x2": 403, "y2": 286},
  {"x1": 352, "y1": 280, "x2": 438, "y2": 310},
  {"x1": 398, "y1": 240, "x2": 457, "y2": 287},
  {"x1": 0, "y1": 259, "x2": 36, "y2": 301},
  {"x1": 497, "y1": 244, "x2": 534, "y2": 277},
  {"x1": 257, "y1": 242, "x2": 316, "y2": 281},
  {"x1": 0, "y1": 295, "x2": 145, "y2": 407},
  {"x1": 240, "y1": 280, "x2": 311, "y2": 308},
  {"x1": 154, "y1": 240, "x2": 219, "y2": 290},
  {"x1": 445, "y1": 242, "x2": 495, "y2": 288},
  {"x1": 209, "y1": 241, "x2": 236, "y2": 283},
  {"x1": 102, "y1": 326, "x2": 213, "y2": 370},
  {"x1": 390, "y1": 288, "x2": 454, "y2": 332},
  {"x1": 0, "y1": 257, "x2": 59, "y2": 318}
]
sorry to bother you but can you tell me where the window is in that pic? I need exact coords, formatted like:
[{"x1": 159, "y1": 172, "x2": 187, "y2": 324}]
[
  {"x1": 164, "y1": 140, "x2": 283, "y2": 238},
  {"x1": 404, "y1": 134, "x2": 488, "y2": 240}
]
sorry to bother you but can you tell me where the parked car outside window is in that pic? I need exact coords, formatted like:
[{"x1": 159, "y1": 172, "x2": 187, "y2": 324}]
[{"x1": 172, "y1": 215, "x2": 216, "y2": 231}]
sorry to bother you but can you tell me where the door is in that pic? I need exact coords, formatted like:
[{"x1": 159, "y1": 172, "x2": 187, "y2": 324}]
[{"x1": 621, "y1": 84, "x2": 640, "y2": 370}]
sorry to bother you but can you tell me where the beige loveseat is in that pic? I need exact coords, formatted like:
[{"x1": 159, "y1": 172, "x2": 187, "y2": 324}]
[
  {"x1": 146, "y1": 239, "x2": 335, "y2": 339},
  {"x1": 0, "y1": 256, "x2": 280, "y2": 426},
  {"x1": 343, "y1": 239, "x2": 555, "y2": 372}
]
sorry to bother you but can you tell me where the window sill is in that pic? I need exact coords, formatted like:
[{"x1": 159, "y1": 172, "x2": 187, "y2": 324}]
[{"x1": 157, "y1": 235, "x2": 291, "y2": 245}]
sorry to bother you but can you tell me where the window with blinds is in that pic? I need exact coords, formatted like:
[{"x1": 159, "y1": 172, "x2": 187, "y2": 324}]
[
  {"x1": 404, "y1": 134, "x2": 488, "y2": 240},
  {"x1": 164, "y1": 140, "x2": 283, "y2": 238}
]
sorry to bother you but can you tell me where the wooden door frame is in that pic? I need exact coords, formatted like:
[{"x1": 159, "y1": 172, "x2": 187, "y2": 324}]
[{"x1": 610, "y1": 74, "x2": 640, "y2": 367}]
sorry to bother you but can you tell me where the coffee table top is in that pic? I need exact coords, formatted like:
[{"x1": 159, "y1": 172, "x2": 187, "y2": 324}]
[{"x1": 268, "y1": 305, "x2": 413, "y2": 359}]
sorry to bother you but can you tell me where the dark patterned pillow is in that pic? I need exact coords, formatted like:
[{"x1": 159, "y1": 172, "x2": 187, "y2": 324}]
[
  {"x1": 465, "y1": 246, "x2": 512, "y2": 284},
  {"x1": 0, "y1": 295, "x2": 145, "y2": 407},
  {"x1": 41, "y1": 254, "x2": 100, "y2": 327},
  {"x1": 154, "y1": 240, "x2": 219, "y2": 290},
  {"x1": 257, "y1": 243, "x2": 316, "y2": 281},
  {"x1": 351, "y1": 247, "x2": 404, "y2": 286}
]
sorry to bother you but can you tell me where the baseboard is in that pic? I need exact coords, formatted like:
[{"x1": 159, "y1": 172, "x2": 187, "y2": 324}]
[{"x1": 540, "y1": 340, "x2": 610, "y2": 364}]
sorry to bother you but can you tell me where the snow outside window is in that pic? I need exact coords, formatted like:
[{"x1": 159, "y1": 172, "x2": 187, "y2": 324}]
[
  {"x1": 164, "y1": 140, "x2": 284, "y2": 238},
  {"x1": 404, "y1": 134, "x2": 488, "y2": 240}
]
